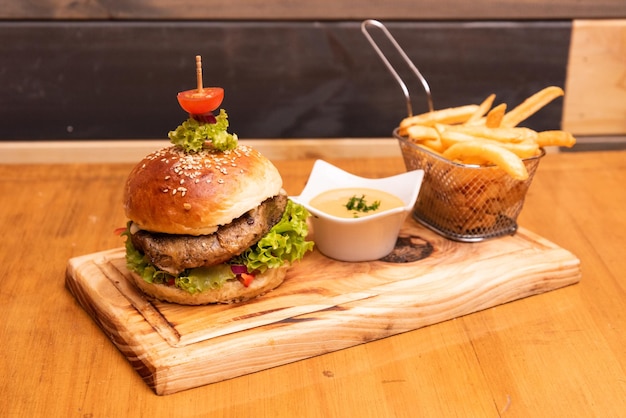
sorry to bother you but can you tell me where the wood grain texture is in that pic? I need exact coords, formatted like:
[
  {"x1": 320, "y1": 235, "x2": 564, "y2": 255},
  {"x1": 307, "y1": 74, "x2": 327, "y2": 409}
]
[
  {"x1": 563, "y1": 19, "x2": 626, "y2": 136},
  {"x1": 0, "y1": 21, "x2": 569, "y2": 140},
  {"x1": 0, "y1": 138, "x2": 403, "y2": 164},
  {"x1": 3, "y1": 150, "x2": 626, "y2": 416},
  {"x1": 2, "y1": 0, "x2": 625, "y2": 20},
  {"x1": 66, "y1": 221, "x2": 580, "y2": 395}
]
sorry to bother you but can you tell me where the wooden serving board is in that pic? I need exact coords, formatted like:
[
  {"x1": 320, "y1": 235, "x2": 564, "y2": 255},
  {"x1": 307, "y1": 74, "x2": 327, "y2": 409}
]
[{"x1": 65, "y1": 220, "x2": 581, "y2": 395}]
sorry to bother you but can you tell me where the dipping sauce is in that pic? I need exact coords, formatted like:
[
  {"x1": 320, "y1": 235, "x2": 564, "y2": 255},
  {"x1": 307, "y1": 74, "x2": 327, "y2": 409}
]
[{"x1": 309, "y1": 188, "x2": 405, "y2": 218}]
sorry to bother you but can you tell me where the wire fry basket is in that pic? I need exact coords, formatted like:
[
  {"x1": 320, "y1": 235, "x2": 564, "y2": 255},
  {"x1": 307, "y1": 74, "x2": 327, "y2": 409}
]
[
  {"x1": 395, "y1": 130, "x2": 544, "y2": 241},
  {"x1": 363, "y1": 19, "x2": 544, "y2": 242}
]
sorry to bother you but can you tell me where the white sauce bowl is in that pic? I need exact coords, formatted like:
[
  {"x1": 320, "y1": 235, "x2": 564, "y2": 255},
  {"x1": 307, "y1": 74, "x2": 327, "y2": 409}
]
[{"x1": 291, "y1": 160, "x2": 424, "y2": 262}]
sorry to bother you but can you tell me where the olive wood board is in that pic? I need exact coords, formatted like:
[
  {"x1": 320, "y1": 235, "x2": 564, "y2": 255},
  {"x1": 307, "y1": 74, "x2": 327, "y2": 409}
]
[{"x1": 65, "y1": 220, "x2": 581, "y2": 395}]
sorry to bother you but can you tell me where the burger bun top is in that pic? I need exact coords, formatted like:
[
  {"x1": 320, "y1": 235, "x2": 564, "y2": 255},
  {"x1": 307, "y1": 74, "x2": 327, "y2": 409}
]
[{"x1": 123, "y1": 144, "x2": 283, "y2": 235}]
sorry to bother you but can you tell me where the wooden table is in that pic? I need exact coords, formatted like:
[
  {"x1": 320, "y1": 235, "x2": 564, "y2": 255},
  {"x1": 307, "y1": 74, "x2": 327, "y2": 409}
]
[{"x1": 1, "y1": 139, "x2": 625, "y2": 416}]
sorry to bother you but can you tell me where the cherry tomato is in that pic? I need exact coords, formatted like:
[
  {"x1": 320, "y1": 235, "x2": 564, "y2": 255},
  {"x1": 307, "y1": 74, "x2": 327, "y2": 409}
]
[{"x1": 177, "y1": 87, "x2": 224, "y2": 115}]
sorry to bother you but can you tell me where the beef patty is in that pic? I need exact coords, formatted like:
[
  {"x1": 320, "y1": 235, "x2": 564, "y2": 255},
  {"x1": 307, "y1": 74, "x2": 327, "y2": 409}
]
[{"x1": 130, "y1": 194, "x2": 288, "y2": 275}]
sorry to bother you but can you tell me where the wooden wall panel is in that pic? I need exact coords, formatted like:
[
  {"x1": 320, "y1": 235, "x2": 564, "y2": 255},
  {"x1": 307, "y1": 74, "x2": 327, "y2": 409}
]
[
  {"x1": 563, "y1": 20, "x2": 626, "y2": 137},
  {"x1": 2, "y1": 0, "x2": 625, "y2": 20},
  {"x1": 0, "y1": 21, "x2": 570, "y2": 140}
]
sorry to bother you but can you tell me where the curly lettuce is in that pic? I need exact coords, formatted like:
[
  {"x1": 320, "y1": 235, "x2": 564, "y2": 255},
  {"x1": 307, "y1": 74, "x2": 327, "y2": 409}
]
[
  {"x1": 175, "y1": 265, "x2": 235, "y2": 294},
  {"x1": 231, "y1": 200, "x2": 314, "y2": 273},
  {"x1": 122, "y1": 200, "x2": 314, "y2": 295},
  {"x1": 167, "y1": 109, "x2": 238, "y2": 153}
]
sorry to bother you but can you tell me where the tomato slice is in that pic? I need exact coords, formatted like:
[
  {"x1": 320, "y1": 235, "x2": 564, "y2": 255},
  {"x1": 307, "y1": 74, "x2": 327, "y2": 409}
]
[
  {"x1": 113, "y1": 226, "x2": 126, "y2": 236},
  {"x1": 177, "y1": 87, "x2": 224, "y2": 115},
  {"x1": 238, "y1": 273, "x2": 255, "y2": 288}
]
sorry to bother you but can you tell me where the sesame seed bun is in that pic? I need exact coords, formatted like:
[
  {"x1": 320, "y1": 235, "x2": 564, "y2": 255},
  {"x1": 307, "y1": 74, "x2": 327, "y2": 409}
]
[
  {"x1": 127, "y1": 265, "x2": 289, "y2": 305},
  {"x1": 123, "y1": 145, "x2": 283, "y2": 236}
]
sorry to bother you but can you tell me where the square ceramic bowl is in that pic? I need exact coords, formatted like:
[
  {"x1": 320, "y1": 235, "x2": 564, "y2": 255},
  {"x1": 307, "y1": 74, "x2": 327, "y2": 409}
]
[{"x1": 291, "y1": 160, "x2": 424, "y2": 262}]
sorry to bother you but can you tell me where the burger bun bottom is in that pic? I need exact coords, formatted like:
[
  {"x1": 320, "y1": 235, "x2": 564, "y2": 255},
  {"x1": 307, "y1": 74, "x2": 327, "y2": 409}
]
[{"x1": 128, "y1": 265, "x2": 289, "y2": 305}]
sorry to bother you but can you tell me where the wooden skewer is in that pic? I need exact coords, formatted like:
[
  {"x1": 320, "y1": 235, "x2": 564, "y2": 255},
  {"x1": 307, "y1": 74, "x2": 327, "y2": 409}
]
[{"x1": 196, "y1": 55, "x2": 203, "y2": 92}]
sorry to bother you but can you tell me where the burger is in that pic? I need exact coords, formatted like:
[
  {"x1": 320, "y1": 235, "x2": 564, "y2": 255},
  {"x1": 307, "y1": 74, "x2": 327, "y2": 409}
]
[{"x1": 120, "y1": 84, "x2": 313, "y2": 305}]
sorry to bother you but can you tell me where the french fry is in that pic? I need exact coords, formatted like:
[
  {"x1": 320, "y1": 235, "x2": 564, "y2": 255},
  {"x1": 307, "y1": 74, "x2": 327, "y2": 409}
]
[
  {"x1": 437, "y1": 128, "x2": 539, "y2": 159},
  {"x1": 399, "y1": 104, "x2": 479, "y2": 135},
  {"x1": 472, "y1": 138, "x2": 539, "y2": 159},
  {"x1": 421, "y1": 137, "x2": 446, "y2": 153},
  {"x1": 438, "y1": 124, "x2": 538, "y2": 144},
  {"x1": 495, "y1": 140, "x2": 539, "y2": 159},
  {"x1": 416, "y1": 142, "x2": 446, "y2": 157},
  {"x1": 485, "y1": 103, "x2": 507, "y2": 128},
  {"x1": 536, "y1": 130, "x2": 577, "y2": 148},
  {"x1": 455, "y1": 154, "x2": 490, "y2": 165},
  {"x1": 500, "y1": 86, "x2": 564, "y2": 128},
  {"x1": 406, "y1": 125, "x2": 440, "y2": 142},
  {"x1": 466, "y1": 93, "x2": 496, "y2": 123},
  {"x1": 442, "y1": 141, "x2": 529, "y2": 180},
  {"x1": 406, "y1": 125, "x2": 446, "y2": 152},
  {"x1": 436, "y1": 127, "x2": 479, "y2": 148}
]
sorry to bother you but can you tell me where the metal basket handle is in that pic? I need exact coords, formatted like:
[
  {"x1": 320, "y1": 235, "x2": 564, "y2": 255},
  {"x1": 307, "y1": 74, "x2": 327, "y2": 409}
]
[{"x1": 361, "y1": 19, "x2": 434, "y2": 117}]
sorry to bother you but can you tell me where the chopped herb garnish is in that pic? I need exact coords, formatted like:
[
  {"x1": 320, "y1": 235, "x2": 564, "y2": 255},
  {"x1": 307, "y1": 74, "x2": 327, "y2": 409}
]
[{"x1": 345, "y1": 194, "x2": 381, "y2": 217}]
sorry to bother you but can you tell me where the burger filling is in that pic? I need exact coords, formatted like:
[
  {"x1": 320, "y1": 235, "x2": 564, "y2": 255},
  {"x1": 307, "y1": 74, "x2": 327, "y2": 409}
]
[
  {"x1": 130, "y1": 194, "x2": 288, "y2": 275},
  {"x1": 122, "y1": 199, "x2": 313, "y2": 294}
]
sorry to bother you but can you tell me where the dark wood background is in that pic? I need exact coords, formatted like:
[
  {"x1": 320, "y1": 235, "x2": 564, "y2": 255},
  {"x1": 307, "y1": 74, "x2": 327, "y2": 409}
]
[
  {"x1": 1, "y1": 1, "x2": 624, "y2": 141},
  {"x1": 3, "y1": 0, "x2": 624, "y2": 20}
]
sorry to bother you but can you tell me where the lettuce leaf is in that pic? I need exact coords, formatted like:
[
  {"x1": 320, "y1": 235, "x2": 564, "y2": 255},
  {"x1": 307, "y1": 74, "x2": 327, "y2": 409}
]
[
  {"x1": 167, "y1": 109, "x2": 238, "y2": 153},
  {"x1": 231, "y1": 200, "x2": 314, "y2": 273},
  {"x1": 123, "y1": 226, "x2": 168, "y2": 284},
  {"x1": 175, "y1": 265, "x2": 235, "y2": 294}
]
